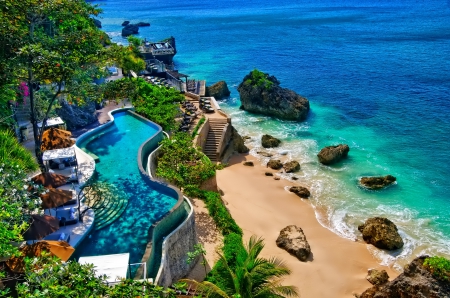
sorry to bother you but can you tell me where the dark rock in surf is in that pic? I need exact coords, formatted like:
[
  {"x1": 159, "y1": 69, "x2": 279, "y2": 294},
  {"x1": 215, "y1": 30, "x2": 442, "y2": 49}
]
[
  {"x1": 360, "y1": 175, "x2": 396, "y2": 190},
  {"x1": 122, "y1": 21, "x2": 130, "y2": 26},
  {"x1": 283, "y1": 161, "x2": 300, "y2": 173},
  {"x1": 289, "y1": 186, "x2": 310, "y2": 198},
  {"x1": 205, "y1": 81, "x2": 231, "y2": 99},
  {"x1": 317, "y1": 144, "x2": 350, "y2": 165},
  {"x1": 136, "y1": 22, "x2": 150, "y2": 27},
  {"x1": 358, "y1": 217, "x2": 404, "y2": 250},
  {"x1": 267, "y1": 159, "x2": 283, "y2": 170},
  {"x1": 261, "y1": 134, "x2": 281, "y2": 148}
]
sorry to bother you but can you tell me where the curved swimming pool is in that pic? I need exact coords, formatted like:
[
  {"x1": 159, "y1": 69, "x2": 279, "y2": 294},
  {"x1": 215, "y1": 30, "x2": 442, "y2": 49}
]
[{"x1": 75, "y1": 110, "x2": 178, "y2": 268}]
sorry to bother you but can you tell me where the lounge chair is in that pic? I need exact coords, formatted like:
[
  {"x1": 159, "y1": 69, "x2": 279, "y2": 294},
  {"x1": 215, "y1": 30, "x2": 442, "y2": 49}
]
[{"x1": 44, "y1": 232, "x2": 71, "y2": 243}]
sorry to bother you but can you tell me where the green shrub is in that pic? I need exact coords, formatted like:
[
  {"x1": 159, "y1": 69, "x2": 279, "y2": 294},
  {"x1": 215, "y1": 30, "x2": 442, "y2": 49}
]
[
  {"x1": 191, "y1": 116, "x2": 206, "y2": 137},
  {"x1": 423, "y1": 256, "x2": 450, "y2": 281},
  {"x1": 156, "y1": 132, "x2": 216, "y2": 188},
  {"x1": 247, "y1": 69, "x2": 274, "y2": 90}
]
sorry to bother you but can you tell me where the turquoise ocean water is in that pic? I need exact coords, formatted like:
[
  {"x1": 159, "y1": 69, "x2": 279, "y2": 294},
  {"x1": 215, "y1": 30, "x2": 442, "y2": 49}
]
[{"x1": 93, "y1": 0, "x2": 450, "y2": 270}]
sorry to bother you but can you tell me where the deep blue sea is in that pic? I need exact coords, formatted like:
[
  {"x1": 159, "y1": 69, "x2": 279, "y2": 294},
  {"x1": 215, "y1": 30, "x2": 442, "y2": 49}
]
[{"x1": 92, "y1": 0, "x2": 450, "y2": 269}]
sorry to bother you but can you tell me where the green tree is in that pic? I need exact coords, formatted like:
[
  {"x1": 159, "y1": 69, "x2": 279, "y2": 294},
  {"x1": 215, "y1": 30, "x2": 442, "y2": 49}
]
[
  {"x1": 0, "y1": 0, "x2": 110, "y2": 167},
  {"x1": 182, "y1": 236, "x2": 298, "y2": 298}
]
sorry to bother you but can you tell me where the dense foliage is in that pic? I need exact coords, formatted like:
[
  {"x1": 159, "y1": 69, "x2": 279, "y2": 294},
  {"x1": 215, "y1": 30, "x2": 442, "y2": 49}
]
[
  {"x1": 0, "y1": 162, "x2": 42, "y2": 259},
  {"x1": 0, "y1": 0, "x2": 145, "y2": 163},
  {"x1": 182, "y1": 236, "x2": 298, "y2": 298},
  {"x1": 244, "y1": 69, "x2": 274, "y2": 90},
  {"x1": 156, "y1": 132, "x2": 217, "y2": 187},
  {"x1": 424, "y1": 256, "x2": 450, "y2": 281},
  {"x1": 2, "y1": 253, "x2": 181, "y2": 297},
  {"x1": 104, "y1": 78, "x2": 184, "y2": 130},
  {"x1": 0, "y1": 130, "x2": 38, "y2": 173}
]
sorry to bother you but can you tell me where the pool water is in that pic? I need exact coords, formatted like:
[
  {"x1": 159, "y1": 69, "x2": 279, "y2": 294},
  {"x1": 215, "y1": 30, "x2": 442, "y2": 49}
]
[{"x1": 74, "y1": 111, "x2": 178, "y2": 265}]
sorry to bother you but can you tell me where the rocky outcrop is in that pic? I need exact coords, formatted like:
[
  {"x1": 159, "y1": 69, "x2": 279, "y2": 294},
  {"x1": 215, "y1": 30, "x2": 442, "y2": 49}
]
[
  {"x1": 122, "y1": 24, "x2": 139, "y2": 37},
  {"x1": 136, "y1": 22, "x2": 150, "y2": 27},
  {"x1": 265, "y1": 172, "x2": 273, "y2": 176},
  {"x1": 56, "y1": 100, "x2": 97, "y2": 130},
  {"x1": 267, "y1": 159, "x2": 283, "y2": 170},
  {"x1": 122, "y1": 21, "x2": 130, "y2": 26},
  {"x1": 238, "y1": 70, "x2": 310, "y2": 121},
  {"x1": 93, "y1": 19, "x2": 102, "y2": 28},
  {"x1": 358, "y1": 217, "x2": 404, "y2": 250},
  {"x1": 231, "y1": 126, "x2": 249, "y2": 153},
  {"x1": 261, "y1": 134, "x2": 281, "y2": 148},
  {"x1": 358, "y1": 256, "x2": 450, "y2": 298},
  {"x1": 289, "y1": 186, "x2": 311, "y2": 198},
  {"x1": 366, "y1": 269, "x2": 390, "y2": 286},
  {"x1": 317, "y1": 144, "x2": 350, "y2": 165},
  {"x1": 360, "y1": 175, "x2": 397, "y2": 190},
  {"x1": 276, "y1": 225, "x2": 311, "y2": 262},
  {"x1": 243, "y1": 161, "x2": 254, "y2": 166},
  {"x1": 284, "y1": 161, "x2": 300, "y2": 173},
  {"x1": 205, "y1": 81, "x2": 231, "y2": 99}
]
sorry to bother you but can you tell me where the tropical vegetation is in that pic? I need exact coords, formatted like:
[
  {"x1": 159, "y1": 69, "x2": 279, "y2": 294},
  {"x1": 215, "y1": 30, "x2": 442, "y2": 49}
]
[
  {"x1": 182, "y1": 236, "x2": 298, "y2": 298},
  {"x1": 0, "y1": 0, "x2": 144, "y2": 166},
  {"x1": 104, "y1": 78, "x2": 184, "y2": 130},
  {"x1": 244, "y1": 69, "x2": 274, "y2": 90},
  {"x1": 423, "y1": 256, "x2": 450, "y2": 281}
]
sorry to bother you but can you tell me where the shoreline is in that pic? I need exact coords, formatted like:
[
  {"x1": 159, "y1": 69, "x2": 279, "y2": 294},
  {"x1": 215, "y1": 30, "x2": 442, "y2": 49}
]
[{"x1": 216, "y1": 153, "x2": 399, "y2": 297}]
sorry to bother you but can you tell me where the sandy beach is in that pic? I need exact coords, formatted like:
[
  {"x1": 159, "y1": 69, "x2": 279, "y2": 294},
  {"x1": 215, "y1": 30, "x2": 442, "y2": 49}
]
[{"x1": 215, "y1": 153, "x2": 398, "y2": 298}]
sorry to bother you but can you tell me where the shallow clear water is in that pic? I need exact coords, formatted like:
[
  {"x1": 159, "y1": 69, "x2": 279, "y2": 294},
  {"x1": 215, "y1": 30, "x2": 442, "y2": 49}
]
[
  {"x1": 75, "y1": 111, "x2": 177, "y2": 264},
  {"x1": 93, "y1": 0, "x2": 450, "y2": 269}
]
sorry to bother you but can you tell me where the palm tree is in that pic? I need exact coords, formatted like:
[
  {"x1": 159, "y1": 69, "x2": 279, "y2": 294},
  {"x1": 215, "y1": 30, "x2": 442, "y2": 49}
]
[{"x1": 182, "y1": 236, "x2": 298, "y2": 298}]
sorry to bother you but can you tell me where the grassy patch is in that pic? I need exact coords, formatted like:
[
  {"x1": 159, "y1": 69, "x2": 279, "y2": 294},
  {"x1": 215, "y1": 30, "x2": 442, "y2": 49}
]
[{"x1": 424, "y1": 256, "x2": 450, "y2": 281}]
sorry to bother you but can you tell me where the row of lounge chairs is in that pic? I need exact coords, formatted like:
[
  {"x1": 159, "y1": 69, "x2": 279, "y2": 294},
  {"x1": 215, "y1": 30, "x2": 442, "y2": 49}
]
[
  {"x1": 200, "y1": 98, "x2": 215, "y2": 113},
  {"x1": 179, "y1": 101, "x2": 200, "y2": 132}
]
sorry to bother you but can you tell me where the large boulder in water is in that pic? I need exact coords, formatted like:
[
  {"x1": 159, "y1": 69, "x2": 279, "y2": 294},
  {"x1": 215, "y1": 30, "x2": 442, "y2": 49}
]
[
  {"x1": 276, "y1": 225, "x2": 311, "y2": 262},
  {"x1": 122, "y1": 24, "x2": 139, "y2": 37},
  {"x1": 358, "y1": 256, "x2": 450, "y2": 298},
  {"x1": 317, "y1": 144, "x2": 350, "y2": 165},
  {"x1": 261, "y1": 134, "x2": 281, "y2": 148},
  {"x1": 358, "y1": 217, "x2": 404, "y2": 250},
  {"x1": 205, "y1": 81, "x2": 231, "y2": 99},
  {"x1": 238, "y1": 69, "x2": 310, "y2": 121},
  {"x1": 360, "y1": 175, "x2": 397, "y2": 190},
  {"x1": 56, "y1": 100, "x2": 97, "y2": 130}
]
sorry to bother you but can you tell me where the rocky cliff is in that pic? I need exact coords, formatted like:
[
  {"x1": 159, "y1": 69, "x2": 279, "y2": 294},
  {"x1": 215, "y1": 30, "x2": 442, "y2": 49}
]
[
  {"x1": 237, "y1": 69, "x2": 309, "y2": 121},
  {"x1": 358, "y1": 256, "x2": 450, "y2": 298},
  {"x1": 205, "y1": 81, "x2": 231, "y2": 99}
]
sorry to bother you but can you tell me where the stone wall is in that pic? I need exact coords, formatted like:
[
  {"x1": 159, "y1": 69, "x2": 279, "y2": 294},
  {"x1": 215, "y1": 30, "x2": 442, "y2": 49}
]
[
  {"x1": 154, "y1": 199, "x2": 197, "y2": 287},
  {"x1": 137, "y1": 114, "x2": 198, "y2": 285}
]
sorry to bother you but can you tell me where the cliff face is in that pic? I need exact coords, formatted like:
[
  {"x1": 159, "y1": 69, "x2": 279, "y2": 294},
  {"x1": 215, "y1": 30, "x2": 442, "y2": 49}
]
[{"x1": 237, "y1": 70, "x2": 310, "y2": 121}]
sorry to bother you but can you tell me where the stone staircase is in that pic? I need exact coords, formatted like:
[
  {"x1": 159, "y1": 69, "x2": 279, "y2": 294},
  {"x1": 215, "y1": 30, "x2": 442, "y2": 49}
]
[
  {"x1": 203, "y1": 118, "x2": 228, "y2": 162},
  {"x1": 94, "y1": 196, "x2": 128, "y2": 230},
  {"x1": 84, "y1": 185, "x2": 129, "y2": 231},
  {"x1": 15, "y1": 99, "x2": 34, "y2": 141}
]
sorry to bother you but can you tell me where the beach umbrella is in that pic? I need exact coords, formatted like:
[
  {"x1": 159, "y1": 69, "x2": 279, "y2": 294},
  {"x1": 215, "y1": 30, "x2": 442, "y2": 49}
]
[
  {"x1": 41, "y1": 127, "x2": 75, "y2": 151},
  {"x1": 40, "y1": 189, "x2": 73, "y2": 209},
  {"x1": 31, "y1": 172, "x2": 69, "y2": 189},
  {"x1": 22, "y1": 215, "x2": 60, "y2": 241},
  {"x1": 6, "y1": 241, "x2": 75, "y2": 273}
]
